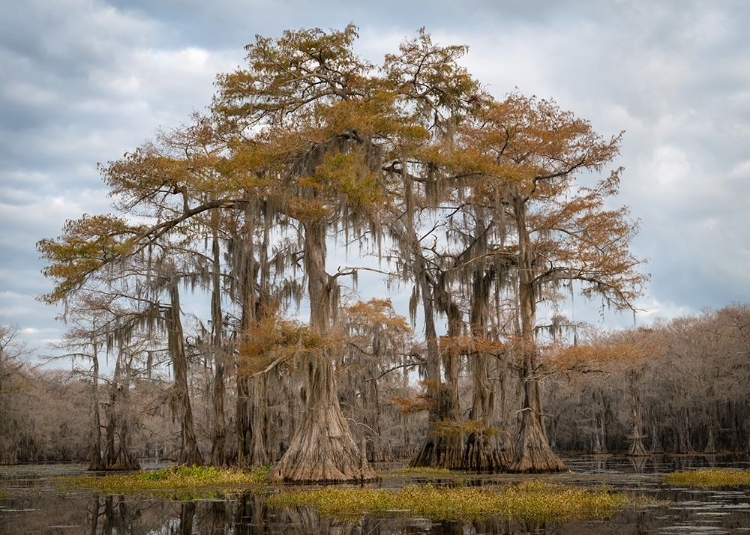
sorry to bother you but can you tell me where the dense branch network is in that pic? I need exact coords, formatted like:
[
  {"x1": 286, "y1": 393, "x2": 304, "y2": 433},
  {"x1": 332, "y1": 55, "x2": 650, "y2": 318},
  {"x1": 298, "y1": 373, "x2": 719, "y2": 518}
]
[{"x1": 36, "y1": 25, "x2": 647, "y2": 479}]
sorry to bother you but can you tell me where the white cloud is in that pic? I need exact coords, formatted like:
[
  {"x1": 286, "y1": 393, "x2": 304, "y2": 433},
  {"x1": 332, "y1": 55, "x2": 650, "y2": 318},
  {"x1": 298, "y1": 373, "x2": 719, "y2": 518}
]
[
  {"x1": 3, "y1": 0, "x2": 750, "y2": 358},
  {"x1": 650, "y1": 145, "x2": 691, "y2": 193}
]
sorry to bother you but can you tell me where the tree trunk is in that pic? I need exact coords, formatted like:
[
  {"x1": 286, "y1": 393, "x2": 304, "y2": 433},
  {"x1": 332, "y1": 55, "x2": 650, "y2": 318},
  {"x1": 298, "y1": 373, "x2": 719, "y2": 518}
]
[
  {"x1": 409, "y1": 267, "x2": 462, "y2": 468},
  {"x1": 510, "y1": 355, "x2": 566, "y2": 472},
  {"x1": 407, "y1": 168, "x2": 463, "y2": 469},
  {"x1": 236, "y1": 375, "x2": 252, "y2": 466},
  {"x1": 102, "y1": 349, "x2": 139, "y2": 470},
  {"x1": 248, "y1": 374, "x2": 269, "y2": 465},
  {"x1": 270, "y1": 355, "x2": 374, "y2": 481},
  {"x1": 209, "y1": 226, "x2": 227, "y2": 466},
  {"x1": 649, "y1": 420, "x2": 664, "y2": 454},
  {"x1": 168, "y1": 279, "x2": 203, "y2": 466},
  {"x1": 210, "y1": 357, "x2": 227, "y2": 466},
  {"x1": 509, "y1": 198, "x2": 565, "y2": 473},
  {"x1": 462, "y1": 267, "x2": 506, "y2": 471},
  {"x1": 675, "y1": 406, "x2": 695, "y2": 454},
  {"x1": 590, "y1": 388, "x2": 608, "y2": 454},
  {"x1": 235, "y1": 203, "x2": 274, "y2": 467},
  {"x1": 462, "y1": 350, "x2": 506, "y2": 471},
  {"x1": 88, "y1": 341, "x2": 105, "y2": 471},
  {"x1": 704, "y1": 422, "x2": 718, "y2": 454},
  {"x1": 627, "y1": 376, "x2": 648, "y2": 457},
  {"x1": 270, "y1": 220, "x2": 376, "y2": 482}
]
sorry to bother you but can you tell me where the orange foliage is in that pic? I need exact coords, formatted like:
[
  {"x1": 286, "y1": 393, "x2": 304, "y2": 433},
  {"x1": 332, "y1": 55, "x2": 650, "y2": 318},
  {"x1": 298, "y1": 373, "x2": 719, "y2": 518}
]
[
  {"x1": 546, "y1": 331, "x2": 661, "y2": 374},
  {"x1": 391, "y1": 393, "x2": 433, "y2": 414}
]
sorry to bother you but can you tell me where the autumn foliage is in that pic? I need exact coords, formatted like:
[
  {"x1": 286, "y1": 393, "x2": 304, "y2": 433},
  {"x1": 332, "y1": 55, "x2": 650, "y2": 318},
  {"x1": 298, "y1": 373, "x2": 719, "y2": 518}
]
[{"x1": 35, "y1": 25, "x2": 649, "y2": 479}]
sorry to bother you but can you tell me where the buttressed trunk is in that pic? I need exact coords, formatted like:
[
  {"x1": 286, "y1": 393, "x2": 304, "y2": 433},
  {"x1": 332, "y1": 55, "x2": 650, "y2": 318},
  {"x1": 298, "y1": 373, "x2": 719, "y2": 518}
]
[
  {"x1": 462, "y1": 268, "x2": 507, "y2": 472},
  {"x1": 270, "y1": 221, "x2": 376, "y2": 482},
  {"x1": 411, "y1": 295, "x2": 463, "y2": 469},
  {"x1": 511, "y1": 349, "x2": 565, "y2": 472},
  {"x1": 102, "y1": 349, "x2": 139, "y2": 470},
  {"x1": 509, "y1": 199, "x2": 565, "y2": 473},
  {"x1": 408, "y1": 256, "x2": 454, "y2": 468}
]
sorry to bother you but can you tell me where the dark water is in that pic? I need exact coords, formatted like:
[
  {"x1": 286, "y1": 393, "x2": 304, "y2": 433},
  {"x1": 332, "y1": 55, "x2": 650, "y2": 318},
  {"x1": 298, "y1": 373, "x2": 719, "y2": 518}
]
[{"x1": 1, "y1": 455, "x2": 749, "y2": 534}]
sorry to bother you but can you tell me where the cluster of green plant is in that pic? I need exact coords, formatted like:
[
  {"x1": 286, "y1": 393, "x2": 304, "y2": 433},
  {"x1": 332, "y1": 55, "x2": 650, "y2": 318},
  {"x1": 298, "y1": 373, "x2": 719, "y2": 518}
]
[
  {"x1": 385, "y1": 467, "x2": 455, "y2": 476},
  {"x1": 665, "y1": 468, "x2": 750, "y2": 487},
  {"x1": 58, "y1": 465, "x2": 271, "y2": 494},
  {"x1": 266, "y1": 480, "x2": 628, "y2": 522},
  {"x1": 0, "y1": 489, "x2": 9, "y2": 499}
]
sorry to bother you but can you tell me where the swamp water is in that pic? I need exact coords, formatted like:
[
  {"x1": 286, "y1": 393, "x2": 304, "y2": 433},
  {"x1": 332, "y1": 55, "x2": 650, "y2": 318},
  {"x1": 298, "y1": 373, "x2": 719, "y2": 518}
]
[{"x1": 1, "y1": 455, "x2": 749, "y2": 534}]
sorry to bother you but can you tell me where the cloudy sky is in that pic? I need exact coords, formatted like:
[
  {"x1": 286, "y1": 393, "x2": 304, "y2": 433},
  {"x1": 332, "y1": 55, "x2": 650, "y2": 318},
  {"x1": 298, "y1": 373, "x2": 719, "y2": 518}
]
[{"x1": 2, "y1": 0, "x2": 749, "y2": 359}]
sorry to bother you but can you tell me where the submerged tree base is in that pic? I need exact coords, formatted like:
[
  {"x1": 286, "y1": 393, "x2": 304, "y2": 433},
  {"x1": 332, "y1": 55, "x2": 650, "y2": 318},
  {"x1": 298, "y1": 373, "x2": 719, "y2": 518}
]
[
  {"x1": 510, "y1": 416, "x2": 566, "y2": 473},
  {"x1": 409, "y1": 430, "x2": 464, "y2": 471},
  {"x1": 269, "y1": 399, "x2": 378, "y2": 483},
  {"x1": 460, "y1": 432, "x2": 508, "y2": 472}
]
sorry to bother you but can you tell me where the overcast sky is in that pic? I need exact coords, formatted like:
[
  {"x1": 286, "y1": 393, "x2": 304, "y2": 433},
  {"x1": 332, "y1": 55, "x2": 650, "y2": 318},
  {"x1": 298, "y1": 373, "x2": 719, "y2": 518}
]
[{"x1": 2, "y1": 0, "x2": 750, "y2": 359}]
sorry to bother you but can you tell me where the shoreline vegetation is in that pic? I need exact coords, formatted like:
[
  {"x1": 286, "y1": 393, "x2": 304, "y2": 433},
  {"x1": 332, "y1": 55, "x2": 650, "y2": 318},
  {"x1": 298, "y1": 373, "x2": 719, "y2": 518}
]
[
  {"x1": 665, "y1": 468, "x2": 750, "y2": 487},
  {"x1": 266, "y1": 481, "x2": 630, "y2": 522},
  {"x1": 55, "y1": 465, "x2": 638, "y2": 522},
  {"x1": 59, "y1": 465, "x2": 272, "y2": 495}
]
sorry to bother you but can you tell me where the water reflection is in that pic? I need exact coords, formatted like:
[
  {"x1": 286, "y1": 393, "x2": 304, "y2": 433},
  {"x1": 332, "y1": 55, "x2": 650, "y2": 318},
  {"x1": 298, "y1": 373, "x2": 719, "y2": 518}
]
[{"x1": 1, "y1": 456, "x2": 750, "y2": 534}]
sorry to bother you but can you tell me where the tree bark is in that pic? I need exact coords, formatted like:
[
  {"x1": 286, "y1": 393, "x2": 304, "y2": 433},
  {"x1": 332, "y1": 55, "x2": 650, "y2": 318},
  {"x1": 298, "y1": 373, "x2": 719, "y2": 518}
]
[
  {"x1": 209, "y1": 225, "x2": 227, "y2": 466},
  {"x1": 248, "y1": 374, "x2": 269, "y2": 465},
  {"x1": 102, "y1": 348, "x2": 139, "y2": 470},
  {"x1": 649, "y1": 420, "x2": 664, "y2": 454},
  {"x1": 509, "y1": 198, "x2": 565, "y2": 473},
  {"x1": 168, "y1": 279, "x2": 203, "y2": 466},
  {"x1": 270, "y1": 220, "x2": 376, "y2": 482},
  {"x1": 87, "y1": 340, "x2": 105, "y2": 471},
  {"x1": 408, "y1": 262, "x2": 465, "y2": 468},
  {"x1": 461, "y1": 267, "x2": 507, "y2": 471},
  {"x1": 627, "y1": 372, "x2": 648, "y2": 457}
]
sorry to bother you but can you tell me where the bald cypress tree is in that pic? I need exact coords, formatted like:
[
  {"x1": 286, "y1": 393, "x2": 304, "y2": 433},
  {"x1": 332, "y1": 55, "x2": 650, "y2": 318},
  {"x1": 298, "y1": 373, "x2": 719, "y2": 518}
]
[
  {"x1": 38, "y1": 26, "x2": 647, "y2": 479},
  {"x1": 455, "y1": 94, "x2": 647, "y2": 471}
]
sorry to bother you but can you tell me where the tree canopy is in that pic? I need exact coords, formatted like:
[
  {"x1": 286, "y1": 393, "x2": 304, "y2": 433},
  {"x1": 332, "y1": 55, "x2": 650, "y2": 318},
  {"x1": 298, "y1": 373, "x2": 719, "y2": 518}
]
[{"x1": 38, "y1": 25, "x2": 647, "y2": 480}]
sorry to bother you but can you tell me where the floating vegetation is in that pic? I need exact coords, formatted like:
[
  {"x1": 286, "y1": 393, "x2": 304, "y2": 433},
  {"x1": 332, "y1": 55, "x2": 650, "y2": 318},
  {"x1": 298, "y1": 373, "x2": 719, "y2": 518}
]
[
  {"x1": 388, "y1": 466, "x2": 454, "y2": 475},
  {"x1": 58, "y1": 465, "x2": 271, "y2": 495},
  {"x1": 267, "y1": 480, "x2": 629, "y2": 522},
  {"x1": 665, "y1": 468, "x2": 750, "y2": 488}
]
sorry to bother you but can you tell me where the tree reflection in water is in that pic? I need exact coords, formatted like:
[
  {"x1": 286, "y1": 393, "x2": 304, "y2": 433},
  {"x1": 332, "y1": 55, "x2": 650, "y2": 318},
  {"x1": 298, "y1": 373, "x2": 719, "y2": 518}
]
[
  {"x1": 1, "y1": 459, "x2": 743, "y2": 535},
  {"x1": 81, "y1": 492, "x2": 554, "y2": 534}
]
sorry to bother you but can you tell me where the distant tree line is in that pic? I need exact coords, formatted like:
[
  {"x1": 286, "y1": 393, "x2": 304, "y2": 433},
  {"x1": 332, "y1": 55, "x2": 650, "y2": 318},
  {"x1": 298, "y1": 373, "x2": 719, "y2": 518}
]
[{"x1": 2, "y1": 304, "x2": 749, "y2": 466}]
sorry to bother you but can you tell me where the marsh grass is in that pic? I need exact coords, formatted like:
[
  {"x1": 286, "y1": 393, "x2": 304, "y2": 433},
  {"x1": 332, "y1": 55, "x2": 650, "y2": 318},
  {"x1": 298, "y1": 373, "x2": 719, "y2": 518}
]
[
  {"x1": 57, "y1": 465, "x2": 271, "y2": 495},
  {"x1": 266, "y1": 480, "x2": 629, "y2": 521},
  {"x1": 386, "y1": 467, "x2": 454, "y2": 476},
  {"x1": 665, "y1": 468, "x2": 750, "y2": 487}
]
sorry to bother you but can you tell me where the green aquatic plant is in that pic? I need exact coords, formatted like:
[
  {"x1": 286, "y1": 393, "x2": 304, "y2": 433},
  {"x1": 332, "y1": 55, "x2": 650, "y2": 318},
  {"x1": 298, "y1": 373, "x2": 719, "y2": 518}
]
[
  {"x1": 383, "y1": 466, "x2": 456, "y2": 477},
  {"x1": 58, "y1": 465, "x2": 272, "y2": 494},
  {"x1": 665, "y1": 468, "x2": 750, "y2": 487},
  {"x1": 267, "y1": 480, "x2": 628, "y2": 521}
]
